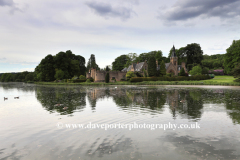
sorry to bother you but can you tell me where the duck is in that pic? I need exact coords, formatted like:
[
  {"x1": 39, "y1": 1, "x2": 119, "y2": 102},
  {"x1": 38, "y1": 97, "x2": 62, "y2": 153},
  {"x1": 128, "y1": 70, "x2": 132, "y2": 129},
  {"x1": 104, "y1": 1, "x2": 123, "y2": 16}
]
[
  {"x1": 14, "y1": 97, "x2": 19, "y2": 99},
  {"x1": 4, "y1": 97, "x2": 8, "y2": 100}
]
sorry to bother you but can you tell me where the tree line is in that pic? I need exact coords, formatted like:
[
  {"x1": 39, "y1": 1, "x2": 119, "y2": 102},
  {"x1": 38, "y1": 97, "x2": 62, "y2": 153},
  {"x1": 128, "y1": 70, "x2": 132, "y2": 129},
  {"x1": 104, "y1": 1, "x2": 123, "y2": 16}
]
[{"x1": 1, "y1": 40, "x2": 240, "y2": 82}]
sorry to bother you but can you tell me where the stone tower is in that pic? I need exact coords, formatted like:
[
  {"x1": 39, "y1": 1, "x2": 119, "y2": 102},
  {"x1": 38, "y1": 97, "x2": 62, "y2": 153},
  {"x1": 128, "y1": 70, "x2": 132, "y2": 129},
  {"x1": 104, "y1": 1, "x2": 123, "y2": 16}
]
[{"x1": 170, "y1": 45, "x2": 178, "y2": 66}]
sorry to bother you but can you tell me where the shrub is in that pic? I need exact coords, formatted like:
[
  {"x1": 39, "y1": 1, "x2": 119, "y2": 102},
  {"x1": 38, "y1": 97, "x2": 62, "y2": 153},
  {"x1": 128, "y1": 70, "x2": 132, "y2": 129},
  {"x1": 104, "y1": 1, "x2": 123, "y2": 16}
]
[
  {"x1": 79, "y1": 75, "x2": 86, "y2": 79},
  {"x1": 86, "y1": 79, "x2": 91, "y2": 83},
  {"x1": 166, "y1": 73, "x2": 172, "y2": 77},
  {"x1": 189, "y1": 66, "x2": 202, "y2": 76},
  {"x1": 179, "y1": 68, "x2": 185, "y2": 76},
  {"x1": 72, "y1": 79, "x2": 86, "y2": 83},
  {"x1": 135, "y1": 72, "x2": 143, "y2": 77},
  {"x1": 126, "y1": 71, "x2": 136, "y2": 80},
  {"x1": 87, "y1": 77, "x2": 94, "y2": 82}
]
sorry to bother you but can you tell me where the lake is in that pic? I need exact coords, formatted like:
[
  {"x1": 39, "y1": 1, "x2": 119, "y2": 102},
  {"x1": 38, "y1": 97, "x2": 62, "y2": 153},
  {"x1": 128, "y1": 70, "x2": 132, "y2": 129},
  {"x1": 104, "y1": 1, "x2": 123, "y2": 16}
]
[{"x1": 1, "y1": 83, "x2": 240, "y2": 160}]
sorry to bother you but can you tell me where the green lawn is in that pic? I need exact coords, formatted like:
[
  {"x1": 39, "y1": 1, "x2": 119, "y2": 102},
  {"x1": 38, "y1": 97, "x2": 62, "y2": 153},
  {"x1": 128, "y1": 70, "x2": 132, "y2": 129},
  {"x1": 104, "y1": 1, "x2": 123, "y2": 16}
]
[{"x1": 35, "y1": 76, "x2": 240, "y2": 86}]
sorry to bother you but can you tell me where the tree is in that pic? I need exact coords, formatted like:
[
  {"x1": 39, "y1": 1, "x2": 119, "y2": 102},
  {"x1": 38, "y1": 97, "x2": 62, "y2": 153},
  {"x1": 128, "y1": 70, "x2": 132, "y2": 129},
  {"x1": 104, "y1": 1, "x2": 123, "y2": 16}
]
[
  {"x1": 126, "y1": 71, "x2": 135, "y2": 80},
  {"x1": 105, "y1": 72, "x2": 109, "y2": 83},
  {"x1": 224, "y1": 40, "x2": 240, "y2": 74},
  {"x1": 112, "y1": 55, "x2": 130, "y2": 71},
  {"x1": 232, "y1": 64, "x2": 240, "y2": 82},
  {"x1": 106, "y1": 66, "x2": 110, "y2": 71},
  {"x1": 183, "y1": 43, "x2": 203, "y2": 66},
  {"x1": 54, "y1": 69, "x2": 64, "y2": 80},
  {"x1": 124, "y1": 53, "x2": 138, "y2": 68},
  {"x1": 179, "y1": 68, "x2": 185, "y2": 76},
  {"x1": 159, "y1": 60, "x2": 166, "y2": 76},
  {"x1": 25, "y1": 72, "x2": 35, "y2": 81},
  {"x1": 202, "y1": 67, "x2": 209, "y2": 74},
  {"x1": 36, "y1": 55, "x2": 55, "y2": 81},
  {"x1": 79, "y1": 75, "x2": 86, "y2": 79},
  {"x1": 136, "y1": 50, "x2": 163, "y2": 64},
  {"x1": 189, "y1": 66, "x2": 202, "y2": 76},
  {"x1": 148, "y1": 56, "x2": 157, "y2": 77},
  {"x1": 86, "y1": 54, "x2": 100, "y2": 71}
]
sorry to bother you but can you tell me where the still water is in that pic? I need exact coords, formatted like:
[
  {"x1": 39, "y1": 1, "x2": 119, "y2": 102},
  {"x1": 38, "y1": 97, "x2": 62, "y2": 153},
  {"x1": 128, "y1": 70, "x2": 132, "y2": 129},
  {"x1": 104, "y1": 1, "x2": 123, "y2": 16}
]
[{"x1": 1, "y1": 83, "x2": 240, "y2": 160}]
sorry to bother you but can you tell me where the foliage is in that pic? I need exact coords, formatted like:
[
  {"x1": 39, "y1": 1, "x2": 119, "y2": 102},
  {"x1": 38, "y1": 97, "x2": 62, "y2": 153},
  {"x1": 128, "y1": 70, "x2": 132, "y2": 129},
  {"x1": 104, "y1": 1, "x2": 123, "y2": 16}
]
[
  {"x1": 147, "y1": 56, "x2": 157, "y2": 77},
  {"x1": 189, "y1": 66, "x2": 202, "y2": 76},
  {"x1": 124, "y1": 53, "x2": 138, "y2": 68},
  {"x1": 159, "y1": 60, "x2": 166, "y2": 76},
  {"x1": 106, "y1": 66, "x2": 110, "y2": 71},
  {"x1": 143, "y1": 69, "x2": 148, "y2": 77},
  {"x1": 0, "y1": 72, "x2": 35, "y2": 82},
  {"x1": 35, "y1": 50, "x2": 86, "y2": 81},
  {"x1": 86, "y1": 54, "x2": 100, "y2": 71},
  {"x1": 112, "y1": 55, "x2": 130, "y2": 71},
  {"x1": 179, "y1": 68, "x2": 185, "y2": 76},
  {"x1": 126, "y1": 71, "x2": 136, "y2": 80},
  {"x1": 202, "y1": 67, "x2": 209, "y2": 74},
  {"x1": 232, "y1": 64, "x2": 240, "y2": 82},
  {"x1": 224, "y1": 40, "x2": 240, "y2": 74},
  {"x1": 181, "y1": 43, "x2": 203, "y2": 67},
  {"x1": 86, "y1": 79, "x2": 91, "y2": 83},
  {"x1": 105, "y1": 72, "x2": 109, "y2": 83},
  {"x1": 54, "y1": 69, "x2": 64, "y2": 80},
  {"x1": 135, "y1": 72, "x2": 143, "y2": 77},
  {"x1": 136, "y1": 50, "x2": 163, "y2": 64},
  {"x1": 79, "y1": 75, "x2": 86, "y2": 79}
]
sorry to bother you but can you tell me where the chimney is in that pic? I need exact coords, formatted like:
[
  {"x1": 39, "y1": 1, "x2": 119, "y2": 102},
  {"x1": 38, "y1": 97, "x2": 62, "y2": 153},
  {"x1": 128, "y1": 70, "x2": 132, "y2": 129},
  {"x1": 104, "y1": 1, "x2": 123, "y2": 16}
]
[{"x1": 156, "y1": 60, "x2": 158, "y2": 66}]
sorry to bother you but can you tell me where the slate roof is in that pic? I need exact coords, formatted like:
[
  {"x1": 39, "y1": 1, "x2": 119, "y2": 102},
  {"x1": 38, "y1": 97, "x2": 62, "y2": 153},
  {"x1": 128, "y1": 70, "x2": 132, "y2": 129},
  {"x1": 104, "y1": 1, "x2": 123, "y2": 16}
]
[
  {"x1": 134, "y1": 62, "x2": 144, "y2": 71},
  {"x1": 122, "y1": 67, "x2": 127, "y2": 72},
  {"x1": 122, "y1": 62, "x2": 145, "y2": 72}
]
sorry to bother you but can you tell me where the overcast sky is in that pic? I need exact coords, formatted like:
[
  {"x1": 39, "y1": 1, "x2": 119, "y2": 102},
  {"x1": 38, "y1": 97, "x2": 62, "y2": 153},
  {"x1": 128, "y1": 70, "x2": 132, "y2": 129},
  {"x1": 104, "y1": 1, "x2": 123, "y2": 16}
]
[{"x1": 0, "y1": 0, "x2": 240, "y2": 73}]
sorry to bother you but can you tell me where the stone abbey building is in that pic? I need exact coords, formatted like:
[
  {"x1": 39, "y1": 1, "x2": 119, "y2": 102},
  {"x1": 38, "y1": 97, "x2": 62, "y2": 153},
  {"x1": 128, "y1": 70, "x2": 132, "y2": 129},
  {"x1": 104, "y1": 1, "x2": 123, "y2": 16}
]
[{"x1": 86, "y1": 45, "x2": 187, "y2": 82}]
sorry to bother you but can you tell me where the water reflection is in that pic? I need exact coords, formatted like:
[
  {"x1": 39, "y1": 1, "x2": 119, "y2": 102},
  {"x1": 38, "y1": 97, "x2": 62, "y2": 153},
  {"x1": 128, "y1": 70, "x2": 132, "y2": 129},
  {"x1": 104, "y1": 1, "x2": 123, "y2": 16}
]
[
  {"x1": 35, "y1": 86, "x2": 86, "y2": 115},
  {"x1": 1, "y1": 83, "x2": 240, "y2": 160}
]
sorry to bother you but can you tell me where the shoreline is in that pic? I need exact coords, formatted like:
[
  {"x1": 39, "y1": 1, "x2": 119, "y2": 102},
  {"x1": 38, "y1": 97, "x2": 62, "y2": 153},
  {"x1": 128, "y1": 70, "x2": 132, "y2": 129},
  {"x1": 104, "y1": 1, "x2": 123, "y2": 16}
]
[{"x1": 34, "y1": 81, "x2": 240, "y2": 87}]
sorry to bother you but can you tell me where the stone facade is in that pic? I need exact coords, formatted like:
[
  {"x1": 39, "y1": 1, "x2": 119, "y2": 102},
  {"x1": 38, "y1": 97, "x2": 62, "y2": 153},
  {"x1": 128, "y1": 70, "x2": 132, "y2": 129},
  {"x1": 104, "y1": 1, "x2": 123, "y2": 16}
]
[{"x1": 86, "y1": 69, "x2": 127, "y2": 82}]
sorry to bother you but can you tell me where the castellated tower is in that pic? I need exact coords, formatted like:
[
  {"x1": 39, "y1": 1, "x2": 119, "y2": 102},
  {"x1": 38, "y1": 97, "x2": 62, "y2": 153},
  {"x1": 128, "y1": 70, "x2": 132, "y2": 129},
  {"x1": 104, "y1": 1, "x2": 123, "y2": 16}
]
[{"x1": 170, "y1": 45, "x2": 178, "y2": 66}]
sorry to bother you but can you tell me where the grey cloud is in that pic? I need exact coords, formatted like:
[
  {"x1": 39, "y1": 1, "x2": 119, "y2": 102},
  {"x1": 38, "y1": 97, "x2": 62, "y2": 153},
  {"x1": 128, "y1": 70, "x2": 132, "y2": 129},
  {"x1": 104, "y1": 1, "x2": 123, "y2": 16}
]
[
  {"x1": 0, "y1": 0, "x2": 14, "y2": 6},
  {"x1": 0, "y1": 57, "x2": 7, "y2": 61},
  {"x1": 161, "y1": 0, "x2": 240, "y2": 21},
  {"x1": 86, "y1": 1, "x2": 135, "y2": 20}
]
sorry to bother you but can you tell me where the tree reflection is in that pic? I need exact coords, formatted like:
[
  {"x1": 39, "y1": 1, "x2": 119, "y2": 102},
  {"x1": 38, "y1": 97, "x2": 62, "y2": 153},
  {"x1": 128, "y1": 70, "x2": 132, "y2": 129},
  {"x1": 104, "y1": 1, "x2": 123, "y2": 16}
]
[
  {"x1": 224, "y1": 90, "x2": 240, "y2": 124},
  {"x1": 35, "y1": 86, "x2": 86, "y2": 115}
]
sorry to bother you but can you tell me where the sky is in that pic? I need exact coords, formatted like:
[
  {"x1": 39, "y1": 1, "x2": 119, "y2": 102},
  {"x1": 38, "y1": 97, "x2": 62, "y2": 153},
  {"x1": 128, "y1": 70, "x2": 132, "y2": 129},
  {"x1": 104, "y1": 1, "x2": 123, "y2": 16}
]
[{"x1": 0, "y1": 0, "x2": 240, "y2": 73}]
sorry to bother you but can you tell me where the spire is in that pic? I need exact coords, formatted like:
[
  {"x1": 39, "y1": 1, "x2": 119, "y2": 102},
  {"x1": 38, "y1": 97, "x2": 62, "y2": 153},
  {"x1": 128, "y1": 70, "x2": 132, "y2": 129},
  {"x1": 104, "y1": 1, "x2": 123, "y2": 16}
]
[{"x1": 171, "y1": 45, "x2": 177, "y2": 57}]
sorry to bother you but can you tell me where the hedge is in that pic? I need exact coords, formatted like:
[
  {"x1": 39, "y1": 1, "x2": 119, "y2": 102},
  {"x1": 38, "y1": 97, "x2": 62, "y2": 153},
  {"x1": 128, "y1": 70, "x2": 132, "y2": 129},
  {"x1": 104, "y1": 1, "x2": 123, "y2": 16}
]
[
  {"x1": 130, "y1": 75, "x2": 211, "y2": 82},
  {"x1": 68, "y1": 79, "x2": 86, "y2": 83}
]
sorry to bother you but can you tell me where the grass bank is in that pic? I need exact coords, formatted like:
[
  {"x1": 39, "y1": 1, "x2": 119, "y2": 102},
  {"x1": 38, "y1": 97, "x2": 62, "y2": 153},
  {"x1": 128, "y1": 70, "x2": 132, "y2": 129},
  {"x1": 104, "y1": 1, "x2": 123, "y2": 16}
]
[{"x1": 35, "y1": 76, "x2": 240, "y2": 86}]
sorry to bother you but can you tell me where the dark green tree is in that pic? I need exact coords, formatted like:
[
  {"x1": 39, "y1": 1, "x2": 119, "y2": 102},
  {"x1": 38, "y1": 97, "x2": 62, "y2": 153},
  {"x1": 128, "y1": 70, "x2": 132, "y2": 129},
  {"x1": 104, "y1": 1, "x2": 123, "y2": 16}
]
[
  {"x1": 232, "y1": 64, "x2": 240, "y2": 82},
  {"x1": 179, "y1": 68, "x2": 185, "y2": 76},
  {"x1": 54, "y1": 69, "x2": 65, "y2": 80},
  {"x1": 36, "y1": 55, "x2": 55, "y2": 81},
  {"x1": 86, "y1": 54, "x2": 100, "y2": 71},
  {"x1": 224, "y1": 40, "x2": 240, "y2": 74},
  {"x1": 105, "y1": 72, "x2": 109, "y2": 83},
  {"x1": 159, "y1": 60, "x2": 166, "y2": 76},
  {"x1": 112, "y1": 55, "x2": 130, "y2": 71},
  {"x1": 106, "y1": 66, "x2": 110, "y2": 71},
  {"x1": 148, "y1": 56, "x2": 157, "y2": 77},
  {"x1": 202, "y1": 67, "x2": 209, "y2": 74},
  {"x1": 183, "y1": 43, "x2": 203, "y2": 66}
]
